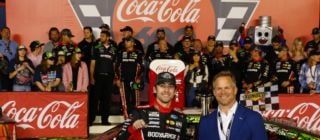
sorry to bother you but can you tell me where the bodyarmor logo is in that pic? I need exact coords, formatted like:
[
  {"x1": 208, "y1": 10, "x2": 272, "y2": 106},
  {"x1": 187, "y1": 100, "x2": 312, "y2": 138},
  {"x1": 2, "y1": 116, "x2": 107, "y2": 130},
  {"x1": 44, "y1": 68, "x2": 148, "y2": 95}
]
[
  {"x1": 147, "y1": 131, "x2": 177, "y2": 139},
  {"x1": 69, "y1": 0, "x2": 258, "y2": 45}
]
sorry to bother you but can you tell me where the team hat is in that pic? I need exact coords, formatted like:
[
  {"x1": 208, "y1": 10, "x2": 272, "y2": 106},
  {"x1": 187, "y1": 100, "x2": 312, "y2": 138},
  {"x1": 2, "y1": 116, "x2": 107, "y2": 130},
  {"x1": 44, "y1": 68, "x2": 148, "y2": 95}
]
[
  {"x1": 156, "y1": 72, "x2": 176, "y2": 85},
  {"x1": 229, "y1": 39, "x2": 238, "y2": 46},
  {"x1": 74, "y1": 48, "x2": 81, "y2": 53},
  {"x1": 18, "y1": 45, "x2": 27, "y2": 50},
  {"x1": 29, "y1": 40, "x2": 44, "y2": 50},
  {"x1": 58, "y1": 51, "x2": 66, "y2": 56},
  {"x1": 43, "y1": 52, "x2": 54, "y2": 60},
  {"x1": 244, "y1": 37, "x2": 253, "y2": 44}
]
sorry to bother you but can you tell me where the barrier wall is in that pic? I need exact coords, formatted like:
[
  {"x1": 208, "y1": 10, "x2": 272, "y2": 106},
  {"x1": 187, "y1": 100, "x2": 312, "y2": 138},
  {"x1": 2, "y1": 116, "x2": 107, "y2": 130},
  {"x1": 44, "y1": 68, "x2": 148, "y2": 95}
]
[{"x1": 262, "y1": 94, "x2": 320, "y2": 133}]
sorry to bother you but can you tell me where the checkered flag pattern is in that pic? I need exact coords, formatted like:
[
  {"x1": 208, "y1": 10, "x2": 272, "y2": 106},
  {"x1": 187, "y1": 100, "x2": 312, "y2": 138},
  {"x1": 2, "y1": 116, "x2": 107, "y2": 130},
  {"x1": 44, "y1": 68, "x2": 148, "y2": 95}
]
[
  {"x1": 212, "y1": 0, "x2": 259, "y2": 43},
  {"x1": 70, "y1": 0, "x2": 259, "y2": 44},
  {"x1": 240, "y1": 84, "x2": 279, "y2": 112},
  {"x1": 69, "y1": 0, "x2": 116, "y2": 38}
]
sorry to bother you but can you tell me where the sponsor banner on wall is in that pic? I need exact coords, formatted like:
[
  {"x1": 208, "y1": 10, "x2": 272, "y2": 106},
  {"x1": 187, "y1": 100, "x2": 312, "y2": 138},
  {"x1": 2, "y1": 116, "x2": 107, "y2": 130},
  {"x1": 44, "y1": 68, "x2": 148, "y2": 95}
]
[
  {"x1": 6, "y1": 0, "x2": 319, "y2": 49},
  {"x1": 0, "y1": 92, "x2": 88, "y2": 138},
  {"x1": 262, "y1": 94, "x2": 320, "y2": 133},
  {"x1": 68, "y1": 0, "x2": 258, "y2": 45}
]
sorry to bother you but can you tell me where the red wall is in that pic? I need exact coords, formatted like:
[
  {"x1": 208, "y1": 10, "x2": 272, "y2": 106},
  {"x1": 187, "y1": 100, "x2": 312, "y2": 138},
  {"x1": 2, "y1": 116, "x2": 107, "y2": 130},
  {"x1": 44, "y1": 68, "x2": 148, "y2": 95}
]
[{"x1": 6, "y1": 0, "x2": 320, "y2": 48}]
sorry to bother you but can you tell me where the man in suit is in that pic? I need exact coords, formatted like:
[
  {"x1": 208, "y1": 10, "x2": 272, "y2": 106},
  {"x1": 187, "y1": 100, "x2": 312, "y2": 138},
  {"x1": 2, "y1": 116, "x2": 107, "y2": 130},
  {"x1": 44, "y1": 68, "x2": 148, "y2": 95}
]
[{"x1": 198, "y1": 71, "x2": 267, "y2": 140}]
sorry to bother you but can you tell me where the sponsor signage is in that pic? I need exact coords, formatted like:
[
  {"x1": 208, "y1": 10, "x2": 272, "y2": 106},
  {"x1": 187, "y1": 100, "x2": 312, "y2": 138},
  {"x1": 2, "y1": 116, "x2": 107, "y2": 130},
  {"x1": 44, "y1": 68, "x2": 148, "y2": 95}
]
[
  {"x1": 7, "y1": 0, "x2": 318, "y2": 49},
  {"x1": 0, "y1": 92, "x2": 88, "y2": 138},
  {"x1": 263, "y1": 94, "x2": 320, "y2": 133}
]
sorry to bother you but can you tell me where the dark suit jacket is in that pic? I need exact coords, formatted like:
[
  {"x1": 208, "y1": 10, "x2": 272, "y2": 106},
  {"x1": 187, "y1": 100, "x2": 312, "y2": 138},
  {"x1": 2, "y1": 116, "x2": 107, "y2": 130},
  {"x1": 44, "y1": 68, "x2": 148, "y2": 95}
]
[{"x1": 198, "y1": 104, "x2": 268, "y2": 140}]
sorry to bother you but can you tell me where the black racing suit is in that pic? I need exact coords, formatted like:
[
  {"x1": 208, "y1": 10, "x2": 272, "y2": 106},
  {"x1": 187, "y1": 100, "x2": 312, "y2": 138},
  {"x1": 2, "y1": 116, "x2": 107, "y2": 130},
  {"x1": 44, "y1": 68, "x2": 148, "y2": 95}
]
[
  {"x1": 146, "y1": 41, "x2": 173, "y2": 61},
  {"x1": 243, "y1": 58, "x2": 270, "y2": 91},
  {"x1": 273, "y1": 59, "x2": 296, "y2": 93},
  {"x1": 117, "y1": 102, "x2": 187, "y2": 140},
  {"x1": 116, "y1": 49, "x2": 144, "y2": 114}
]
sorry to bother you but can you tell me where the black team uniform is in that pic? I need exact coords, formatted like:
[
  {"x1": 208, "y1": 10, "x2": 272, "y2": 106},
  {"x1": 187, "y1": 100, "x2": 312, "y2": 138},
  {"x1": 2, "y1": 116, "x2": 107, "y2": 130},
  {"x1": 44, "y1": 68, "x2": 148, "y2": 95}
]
[
  {"x1": 146, "y1": 41, "x2": 173, "y2": 60},
  {"x1": 273, "y1": 59, "x2": 296, "y2": 93},
  {"x1": 116, "y1": 47, "x2": 144, "y2": 116},
  {"x1": 90, "y1": 42, "x2": 117, "y2": 125},
  {"x1": 243, "y1": 58, "x2": 270, "y2": 91}
]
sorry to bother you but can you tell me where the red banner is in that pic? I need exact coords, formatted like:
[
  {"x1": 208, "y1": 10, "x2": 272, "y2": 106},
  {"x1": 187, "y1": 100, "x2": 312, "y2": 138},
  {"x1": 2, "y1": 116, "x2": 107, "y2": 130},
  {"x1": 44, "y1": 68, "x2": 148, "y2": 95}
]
[
  {"x1": 263, "y1": 94, "x2": 320, "y2": 132},
  {"x1": 0, "y1": 92, "x2": 88, "y2": 138}
]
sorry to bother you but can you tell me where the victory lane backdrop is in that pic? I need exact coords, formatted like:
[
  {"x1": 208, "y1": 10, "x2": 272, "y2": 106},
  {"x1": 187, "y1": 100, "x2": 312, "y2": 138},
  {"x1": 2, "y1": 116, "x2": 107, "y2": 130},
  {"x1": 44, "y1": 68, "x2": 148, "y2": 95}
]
[{"x1": 6, "y1": 0, "x2": 319, "y2": 49}]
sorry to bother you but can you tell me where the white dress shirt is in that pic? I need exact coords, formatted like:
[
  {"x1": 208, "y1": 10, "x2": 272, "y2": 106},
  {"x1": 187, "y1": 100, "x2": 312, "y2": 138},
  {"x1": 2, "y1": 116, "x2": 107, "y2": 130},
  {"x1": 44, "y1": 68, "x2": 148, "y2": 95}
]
[{"x1": 217, "y1": 102, "x2": 238, "y2": 140}]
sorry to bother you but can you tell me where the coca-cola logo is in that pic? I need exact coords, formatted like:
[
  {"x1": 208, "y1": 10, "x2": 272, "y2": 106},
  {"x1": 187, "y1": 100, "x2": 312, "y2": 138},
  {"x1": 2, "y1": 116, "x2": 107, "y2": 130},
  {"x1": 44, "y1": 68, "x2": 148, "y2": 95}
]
[
  {"x1": 155, "y1": 65, "x2": 179, "y2": 74},
  {"x1": 149, "y1": 59, "x2": 185, "y2": 75},
  {"x1": 116, "y1": 0, "x2": 200, "y2": 23},
  {"x1": 262, "y1": 103, "x2": 320, "y2": 132},
  {"x1": 1, "y1": 101, "x2": 84, "y2": 130},
  {"x1": 69, "y1": 0, "x2": 258, "y2": 45}
]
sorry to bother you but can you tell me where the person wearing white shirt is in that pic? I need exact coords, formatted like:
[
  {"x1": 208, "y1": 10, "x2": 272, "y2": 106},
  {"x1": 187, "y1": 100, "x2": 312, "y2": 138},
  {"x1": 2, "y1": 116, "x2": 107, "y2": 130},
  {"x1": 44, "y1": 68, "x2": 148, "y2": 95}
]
[{"x1": 198, "y1": 71, "x2": 267, "y2": 140}]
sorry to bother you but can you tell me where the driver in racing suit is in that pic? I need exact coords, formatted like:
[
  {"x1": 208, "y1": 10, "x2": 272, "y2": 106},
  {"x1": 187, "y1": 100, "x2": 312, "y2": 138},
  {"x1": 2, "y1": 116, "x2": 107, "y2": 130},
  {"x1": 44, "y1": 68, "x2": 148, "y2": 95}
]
[{"x1": 117, "y1": 72, "x2": 188, "y2": 140}]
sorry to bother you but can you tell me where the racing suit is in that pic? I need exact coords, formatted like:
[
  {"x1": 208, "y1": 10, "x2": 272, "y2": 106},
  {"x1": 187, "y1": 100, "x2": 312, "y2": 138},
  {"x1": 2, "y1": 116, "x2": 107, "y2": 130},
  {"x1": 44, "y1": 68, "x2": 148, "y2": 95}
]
[
  {"x1": 243, "y1": 58, "x2": 270, "y2": 91},
  {"x1": 117, "y1": 101, "x2": 188, "y2": 140},
  {"x1": 116, "y1": 49, "x2": 144, "y2": 115}
]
